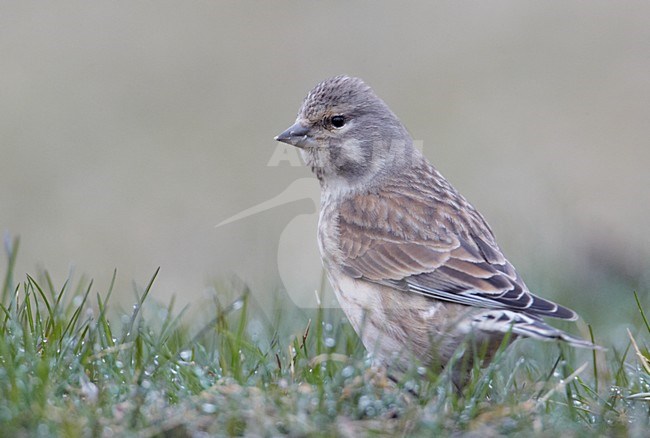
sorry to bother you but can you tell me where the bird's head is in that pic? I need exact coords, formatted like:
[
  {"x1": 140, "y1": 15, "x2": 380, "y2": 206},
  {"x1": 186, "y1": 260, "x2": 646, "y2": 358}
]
[{"x1": 275, "y1": 76, "x2": 416, "y2": 194}]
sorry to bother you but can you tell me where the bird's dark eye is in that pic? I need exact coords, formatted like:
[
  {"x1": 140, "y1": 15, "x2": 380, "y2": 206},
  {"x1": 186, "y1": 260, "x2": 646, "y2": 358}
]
[{"x1": 331, "y1": 115, "x2": 346, "y2": 128}]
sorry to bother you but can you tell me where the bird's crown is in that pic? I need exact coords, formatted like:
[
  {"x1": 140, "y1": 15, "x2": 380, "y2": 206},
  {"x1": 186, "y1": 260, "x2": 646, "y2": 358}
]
[{"x1": 299, "y1": 75, "x2": 374, "y2": 121}]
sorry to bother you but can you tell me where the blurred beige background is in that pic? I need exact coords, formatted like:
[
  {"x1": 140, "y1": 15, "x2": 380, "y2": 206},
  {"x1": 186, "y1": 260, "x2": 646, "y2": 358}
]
[{"x1": 1, "y1": 2, "x2": 648, "y2": 332}]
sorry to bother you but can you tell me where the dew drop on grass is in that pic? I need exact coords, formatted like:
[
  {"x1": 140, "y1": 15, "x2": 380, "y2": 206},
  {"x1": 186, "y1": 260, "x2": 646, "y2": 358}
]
[
  {"x1": 417, "y1": 366, "x2": 427, "y2": 376},
  {"x1": 358, "y1": 395, "x2": 370, "y2": 411},
  {"x1": 342, "y1": 366, "x2": 354, "y2": 378},
  {"x1": 404, "y1": 380, "x2": 419, "y2": 393},
  {"x1": 324, "y1": 337, "x2": 336, "y2": 348},
  {"x1": 180, "y1": 350, "x2": 192, "y2": 361},
  {"x1": 201, "y1": 403, "x2": 217, "y2": 414},
  {"x1": 232, "y1": 299, "x2": 244, "y2": 311}
]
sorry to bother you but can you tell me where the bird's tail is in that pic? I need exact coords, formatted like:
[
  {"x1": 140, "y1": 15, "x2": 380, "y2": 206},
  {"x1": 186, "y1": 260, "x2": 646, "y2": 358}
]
[{"x1": 469, "y1": 309, "x2": 605, "y2": 350}]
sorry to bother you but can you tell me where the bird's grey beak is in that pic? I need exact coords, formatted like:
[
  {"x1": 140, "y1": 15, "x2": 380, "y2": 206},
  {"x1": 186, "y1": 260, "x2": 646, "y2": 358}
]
[{"x1": 275, "y1": 122, "x2": 311, "y2": 148}]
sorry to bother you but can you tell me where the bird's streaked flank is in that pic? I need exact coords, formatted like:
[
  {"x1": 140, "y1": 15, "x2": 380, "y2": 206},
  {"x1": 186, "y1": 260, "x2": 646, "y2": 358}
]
[{"x1": 275, "y1": 75, "x2": 599, "y2": 384}]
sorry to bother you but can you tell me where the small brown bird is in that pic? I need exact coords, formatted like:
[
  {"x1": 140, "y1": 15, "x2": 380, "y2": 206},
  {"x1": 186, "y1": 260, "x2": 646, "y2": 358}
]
[{"x1": 275, "y1": 75, "x2": 597, "y2": 384}]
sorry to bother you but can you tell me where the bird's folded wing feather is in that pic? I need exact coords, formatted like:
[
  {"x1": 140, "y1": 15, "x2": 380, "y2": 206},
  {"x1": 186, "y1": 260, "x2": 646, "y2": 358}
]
[{"x1": 337, "y1": 192, "x2": 577, "y2": 321}]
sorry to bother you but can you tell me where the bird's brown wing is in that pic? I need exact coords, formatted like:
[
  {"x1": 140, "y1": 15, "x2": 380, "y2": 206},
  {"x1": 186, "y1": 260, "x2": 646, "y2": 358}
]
[{"x1": 337, "y1": 191, "x2": 577, "y2": 321}]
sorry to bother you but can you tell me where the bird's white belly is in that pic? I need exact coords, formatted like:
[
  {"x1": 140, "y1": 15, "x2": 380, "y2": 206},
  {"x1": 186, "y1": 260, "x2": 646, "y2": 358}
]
[{"x1": 325, "y1": 269, "x2": 405, "y2": 359}]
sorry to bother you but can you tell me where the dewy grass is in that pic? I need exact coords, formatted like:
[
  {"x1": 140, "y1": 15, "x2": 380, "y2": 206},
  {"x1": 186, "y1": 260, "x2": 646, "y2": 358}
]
[{"x1": 0, "y1": 235, "x2": 649, "y2": 436}]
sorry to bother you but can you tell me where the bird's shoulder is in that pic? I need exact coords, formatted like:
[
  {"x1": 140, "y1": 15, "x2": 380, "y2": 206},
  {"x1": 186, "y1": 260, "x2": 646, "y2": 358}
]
[{"x1": 336, "y1": 162, "x2": 503, "y2": 264}]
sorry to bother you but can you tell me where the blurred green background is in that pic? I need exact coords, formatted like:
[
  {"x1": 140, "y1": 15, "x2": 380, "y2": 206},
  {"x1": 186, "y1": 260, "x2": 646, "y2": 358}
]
[{"x1": 1, "y1": 1, "x2": 648, "y2": 342}]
